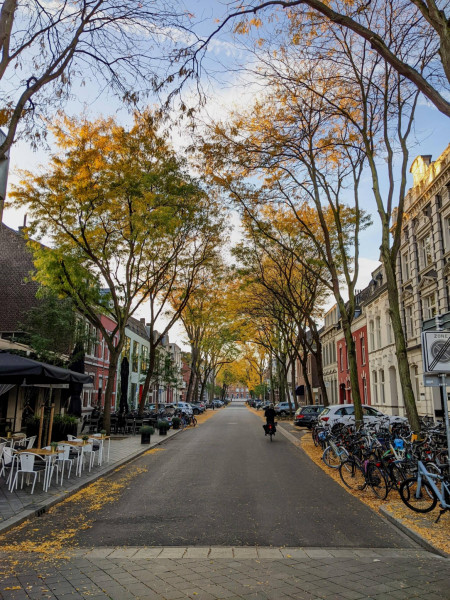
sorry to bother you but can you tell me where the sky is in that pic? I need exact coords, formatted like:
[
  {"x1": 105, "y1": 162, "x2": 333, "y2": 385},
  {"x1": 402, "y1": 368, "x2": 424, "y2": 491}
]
[{"x1": 2, "y1": 0, "x2": 449, "y2": 347}]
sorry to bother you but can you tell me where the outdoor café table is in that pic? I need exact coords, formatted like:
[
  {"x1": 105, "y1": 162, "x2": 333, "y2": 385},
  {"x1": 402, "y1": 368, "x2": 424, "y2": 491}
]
[
  {"x1": 58, "y1": 440, "x2": 96, "y2": 476},
  {"x1": 17, "y1": 448, "x2": 63, "y2": 492},
  {"x1": 1, "y1": 434, "x2": 26, "y2": 448}
]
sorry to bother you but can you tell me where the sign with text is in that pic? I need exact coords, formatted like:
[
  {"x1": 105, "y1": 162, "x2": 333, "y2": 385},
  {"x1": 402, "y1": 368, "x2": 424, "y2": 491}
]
[{"x1": 422, "y1": 331, "x2": 450, "y2": 373}]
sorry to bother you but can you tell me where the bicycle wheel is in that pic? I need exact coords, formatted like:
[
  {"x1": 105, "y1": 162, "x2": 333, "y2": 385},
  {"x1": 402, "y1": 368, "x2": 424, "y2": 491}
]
[
  {"x1": 322, "y1": 446, "x2": 342, "y2": 469},
  {"x1": 269, "y1": 432, "x2": 273, "y2": 442},
  {"x1": 367, "y1": 463, "x2": 389, "y2": 499},
  {"x1": 192, "y1": 416, "x2": 197, "y2": 427},
  {"x1": 339, "y1": 460, "x2": 366, "y2": 491},
  {"x1": 312, "y1": 429, "x2": 320, "y2": 447},
  {"x1": 399, "y1": 478, "x2": 437, "y2": 513},
  {"x1": 388, "y1": 463, "x2": 407, "y2": 491}
]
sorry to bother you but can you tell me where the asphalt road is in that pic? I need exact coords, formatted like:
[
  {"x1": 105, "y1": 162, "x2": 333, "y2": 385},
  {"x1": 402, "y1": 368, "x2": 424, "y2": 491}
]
[{"x1": 4, "y1": 402, "x2": 415, "y2": 549}]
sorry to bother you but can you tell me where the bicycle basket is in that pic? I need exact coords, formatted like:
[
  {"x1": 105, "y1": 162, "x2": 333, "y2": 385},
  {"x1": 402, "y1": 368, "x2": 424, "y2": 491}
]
[{"x1": 394, "y1": 439, "x2": 404, "y2": 449}]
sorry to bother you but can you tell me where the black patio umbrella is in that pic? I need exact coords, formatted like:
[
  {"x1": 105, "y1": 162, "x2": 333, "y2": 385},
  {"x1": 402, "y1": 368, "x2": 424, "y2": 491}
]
[
  {"x1": 119, "y1": 356, "x2": 129, "y2": 415},
  {"x1": 0, "y1": 352, "x2": 93, "y2": 385},
  {"x1": 67, "y1": 342, "x2": 85, "y2": 418}
]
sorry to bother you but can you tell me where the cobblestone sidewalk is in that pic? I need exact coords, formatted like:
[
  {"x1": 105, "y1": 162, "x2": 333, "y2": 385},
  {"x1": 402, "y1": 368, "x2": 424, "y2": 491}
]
[{"x1": 0, "y1": 547, "x2": 448, "y2": 600}]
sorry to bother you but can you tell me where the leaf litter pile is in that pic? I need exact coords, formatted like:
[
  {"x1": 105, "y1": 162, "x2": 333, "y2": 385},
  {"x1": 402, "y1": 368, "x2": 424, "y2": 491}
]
[
  {"x1": 0, "y1": 452, "x2": 165, "y2": 585},
  {"x1": 301, "y1": 435, "x2": 450, "y2": 555}
]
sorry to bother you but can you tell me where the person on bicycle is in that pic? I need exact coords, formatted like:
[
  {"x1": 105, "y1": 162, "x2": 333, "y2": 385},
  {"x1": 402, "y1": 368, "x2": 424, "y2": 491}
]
[{"x1": 264, "y1": 403, "x2": 276, "y2": 435}]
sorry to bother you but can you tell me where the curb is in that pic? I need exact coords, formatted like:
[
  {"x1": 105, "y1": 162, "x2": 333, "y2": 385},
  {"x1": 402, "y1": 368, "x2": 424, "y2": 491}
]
[
  {"x1": 0, "y1": 428, "x2": 184, "y2": 537},
  {"x1": 379, "y1": 505, "x2": 449, "y2": 558}
]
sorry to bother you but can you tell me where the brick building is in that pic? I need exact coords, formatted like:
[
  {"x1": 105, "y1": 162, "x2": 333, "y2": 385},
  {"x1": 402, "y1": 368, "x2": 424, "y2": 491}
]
[{"x1": 0, "y1": 223, "x2": 39, "y2": 339}]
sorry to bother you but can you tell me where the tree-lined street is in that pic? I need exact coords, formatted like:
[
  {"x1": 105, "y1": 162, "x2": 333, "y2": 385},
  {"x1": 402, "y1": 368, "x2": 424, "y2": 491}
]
[{"x1": 1, "y1": 404, "x2": 449, "y2": 599}]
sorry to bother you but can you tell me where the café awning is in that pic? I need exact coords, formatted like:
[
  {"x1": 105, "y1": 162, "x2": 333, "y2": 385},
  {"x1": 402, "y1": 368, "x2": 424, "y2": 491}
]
[{"x1": 0, "y1": 352, "x2": 93, "y2": 386}]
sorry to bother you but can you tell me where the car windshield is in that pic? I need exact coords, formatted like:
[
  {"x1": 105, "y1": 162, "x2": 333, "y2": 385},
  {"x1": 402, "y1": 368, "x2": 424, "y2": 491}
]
[{"x1": 318, "y1": 408, "x2": 329, "y2": 416}]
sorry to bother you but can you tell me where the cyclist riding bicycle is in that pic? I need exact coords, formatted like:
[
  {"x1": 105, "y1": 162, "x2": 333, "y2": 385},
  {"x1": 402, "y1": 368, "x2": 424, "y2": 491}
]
[{"x1": 264, "y1": 403, "x2": 276, "y2": 435}]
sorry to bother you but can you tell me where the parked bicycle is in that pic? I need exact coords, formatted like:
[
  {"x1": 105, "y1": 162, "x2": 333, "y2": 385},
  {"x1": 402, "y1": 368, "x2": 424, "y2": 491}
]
[{"x1": 399, "y1": 460, "x2": 450, "y2": 522}]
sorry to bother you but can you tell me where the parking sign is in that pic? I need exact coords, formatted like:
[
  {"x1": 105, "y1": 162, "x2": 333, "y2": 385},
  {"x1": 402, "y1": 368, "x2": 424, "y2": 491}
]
[{"x1": 422, "y1": 331, "x2": 450, "y2": 373}]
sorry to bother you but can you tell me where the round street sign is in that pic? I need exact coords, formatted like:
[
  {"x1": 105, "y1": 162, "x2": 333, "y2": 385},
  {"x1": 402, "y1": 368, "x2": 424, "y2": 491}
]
[{"x1": 422, "y1": 331, "x2": 450, "y2": 373}]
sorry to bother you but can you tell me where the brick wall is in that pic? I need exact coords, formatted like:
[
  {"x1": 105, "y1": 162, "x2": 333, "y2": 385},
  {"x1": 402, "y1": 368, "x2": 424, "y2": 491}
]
[{"x1": 0, "y1": 224, "x2": 39, "y2": 334}]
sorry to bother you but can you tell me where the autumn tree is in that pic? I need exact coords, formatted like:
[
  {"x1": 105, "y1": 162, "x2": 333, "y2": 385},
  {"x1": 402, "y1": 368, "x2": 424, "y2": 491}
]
[
  {"x1": 10, "y1": 110, "x2": 221, "y2": 433},
  {"x1": 190, "y1": 0, "x2": 449, "y2": 117},
  {"x1": 200, "y1": 87, "x2": 369, "y2": 423},
  {"x1": 0, "y1": 0, "x2": 196, "y2": 218},
  {"x1": 234, "y1": 208, "x2": 330, "y2": 406},
  {"x1": 200, "y1": 2, "x2": 424, "y2": 430}
]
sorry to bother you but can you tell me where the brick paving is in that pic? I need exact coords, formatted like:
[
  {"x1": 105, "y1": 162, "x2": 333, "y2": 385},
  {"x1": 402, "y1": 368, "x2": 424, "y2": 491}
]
[{"x1": 0, "y1": 547, "x2": 448, "y2": 599}]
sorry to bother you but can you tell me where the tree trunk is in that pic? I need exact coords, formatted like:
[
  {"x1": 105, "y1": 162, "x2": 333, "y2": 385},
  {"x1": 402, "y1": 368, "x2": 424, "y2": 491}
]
[
  {"x1": 382, "y1": 249, "x2": 421, "y2": 432},
  {"x1": 103, "y1": 347, "x2": 120, "y2": 435},
  {"x1": 315, "y1": 348, "x2": 329, "y2": 407},
  {"x1": 139, "y1": 343, "x2": 157, "y2": 416},
  {"x1": 290, "y1": 356, "x2": 299, "y2": 410},
  {"x1": 185, "y1": 347, "x2": 198, "y2": 404},
  {"x1": 340, "y1": 313, "x2": 363, "y2": 427}
]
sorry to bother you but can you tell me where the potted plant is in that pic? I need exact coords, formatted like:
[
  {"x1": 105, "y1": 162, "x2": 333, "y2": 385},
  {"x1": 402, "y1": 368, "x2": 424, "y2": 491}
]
[
  {"x1": 100, "y1": 429, "x2": 107, "y2": 438},
  {"x1": 157, "y1": 420, "x2": 169, "y2": 436},
  {"x1": 81, "y1": 435, "x2": 89, "y2": 445},
  {"x1": 50, "y1": 441, "x2": 59, "y2": 453},
  {"x1": 139, "y1": 425, "x2": 154, "y2": 444},
  {"x1": 171, "y1": 416, "x2": 181, "y2": 430}
]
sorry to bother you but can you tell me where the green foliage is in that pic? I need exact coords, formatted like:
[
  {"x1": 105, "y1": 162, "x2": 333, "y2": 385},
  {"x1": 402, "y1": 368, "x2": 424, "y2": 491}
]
[
  {"x1": 139, "y1": 425, "x2": 154, "y2": 434},
  {"x1": 157, "y1": 419, "x2": 170, "y2": 430}
]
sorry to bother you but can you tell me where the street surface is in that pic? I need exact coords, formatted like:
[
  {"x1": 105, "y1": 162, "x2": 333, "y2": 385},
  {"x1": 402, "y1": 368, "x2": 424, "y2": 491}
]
[{"x1": 0, "y1": 402, "x2": 449, "y2": 599}]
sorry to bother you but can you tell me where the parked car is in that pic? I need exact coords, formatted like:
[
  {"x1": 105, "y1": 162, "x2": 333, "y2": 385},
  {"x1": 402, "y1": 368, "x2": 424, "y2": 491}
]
[
  {"x1": 274, "y1": 402, "x2": 295, "y2": 416},
  {"x1": 294, "y1": 405, "x2": 325, "y2": 428},
  {"x1": 317, "y1": 404, "x2": 408, "y2": 428},
  {"x1": 176, "y1": 401, "x2": 193, "y2": 416},
  {"x1": 190, "y1": 402, "x2": 205, "y2": 415}
]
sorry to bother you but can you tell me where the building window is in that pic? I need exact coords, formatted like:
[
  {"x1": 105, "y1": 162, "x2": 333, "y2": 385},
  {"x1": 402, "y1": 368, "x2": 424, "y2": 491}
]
[
  {"x1": 402, "y1": 251, "x2": 410, "y2": 281},
  {"x1": 141, "y1": 345, "x2": 149, "y2": 373},
  {"x1": 379, "y1": 369, "x2": 385, "y2": 404},
  {"x1": 360, "y1": 336, "x2": 366, "y2": 365},
  {"x1": 405, "y1": 305, "x2": 414, "y2": 339},
  {"x1": 362, "y1": 376, "x2": 368, "y2": 404},
  {"x1": 375, "y1": 316, "x2": 382, "y2": 349},
  {"x1": 339, "y1": 346, "x2": 343, "y2": 372},
  {"x1": 386, "y1": 313, "x2": 392, "y2": 344},
  {"x1": 122, "y1": 335, "x2": 131, "y2": 358},
  {"x1": 369, "y1": 320, "x2": 374, "y2": 351},
  {"x1": 419, "y1": 232, "x2": 433, "y2": 269},
  {"x1": 443, "y1": 215, "x2": 450, "y2": 249},
  {"x1": 132, "y1": 340, "x2": 139, "y2": 372},
  {"x1": 372, "y1": 370, "x2": 378, "y2": 404},
  {"x1": 423, "y1": 292, "x2": 437, "y2": 320},
  {"x1": 411, "y1": 365, "x2": 420, "y2": 402}
]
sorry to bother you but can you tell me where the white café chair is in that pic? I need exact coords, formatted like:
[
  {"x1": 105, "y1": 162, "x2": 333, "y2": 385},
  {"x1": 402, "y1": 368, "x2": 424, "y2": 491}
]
[
  {"x1": 0, "y1": 446, "x2": 18, "y2": 490},
  {"x1": 76, "y1": 442, "x2": 96, "y2": 476},
  {"x1": 10, "y1": 452, "x2": 45, "y2": 494},
  {"x1": 55, "y1": 444, "x2": 73, "y2": 484}
]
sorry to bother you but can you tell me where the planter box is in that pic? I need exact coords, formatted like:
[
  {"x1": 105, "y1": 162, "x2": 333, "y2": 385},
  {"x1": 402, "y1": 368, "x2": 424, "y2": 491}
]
[
  {"x1": 159, "y1": 429, "x2": 168, "y2": 436},
  {"x1": 141, "y1": 433, "x2": 151, "y2": 444}
]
